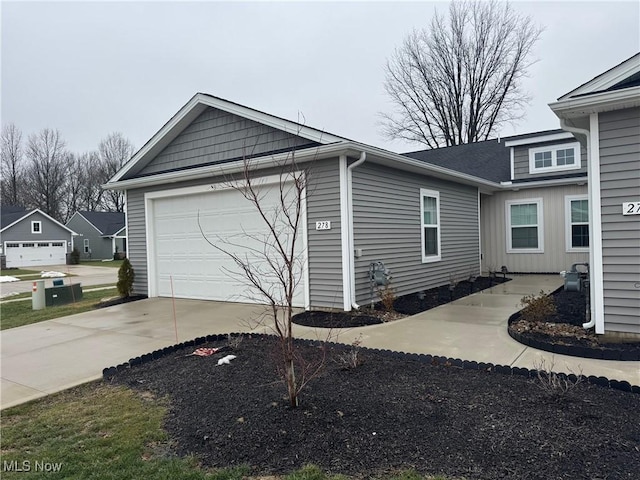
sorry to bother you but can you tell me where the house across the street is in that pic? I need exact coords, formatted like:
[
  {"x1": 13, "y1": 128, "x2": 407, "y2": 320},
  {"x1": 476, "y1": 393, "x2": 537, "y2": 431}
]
[
  {"x1": 0, "y1": 206, "x2": 76, "y2": 269},
  {"x1": 105, "y1": 52, "x2": 639, "y2": 339},
  {"x1": 66, "y1": 211, "x2": 127, "y2": 260}
]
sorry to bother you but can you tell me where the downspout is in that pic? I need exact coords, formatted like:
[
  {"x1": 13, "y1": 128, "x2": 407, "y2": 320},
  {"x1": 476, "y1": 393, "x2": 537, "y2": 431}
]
[
  {"x1": 560, "y1": 119, "x2": 595, "y2": 329},
  {"x1": 347, "y1": 152, "x2": 367, "y2": 309}
]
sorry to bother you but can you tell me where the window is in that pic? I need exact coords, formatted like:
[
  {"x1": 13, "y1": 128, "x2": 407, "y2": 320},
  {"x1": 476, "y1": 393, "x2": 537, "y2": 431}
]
[
  {"x1": 565, "y1": 195, "x2": 589, "y2": 251},
  {"x1": 420, "y1": 189, "x2": 441, "y2": 262},
  {"x1": 22, "y1": 243, "x2": 35, "y2": 248},
  {"x1": 52, "y1": 242, "x2": 64, "y2": 247},
  {"x1": 529, "y1": 143, "x2": 581, "y2": 174},
  {"x1": 506, "y1": 199, "x2": 543, "y2": 253},
  {"x1": 84, "y1": 239, "x2": 90, "y2": 254},
  {"x1": 37, "y1": 243, "x2": 50, "y2": 247},
  {"x1": 6, "y1": 243, "x2": 19, "y2": 248},
  {"x1": 31, "y1": 221, "x2": 42, "y2": 234}
]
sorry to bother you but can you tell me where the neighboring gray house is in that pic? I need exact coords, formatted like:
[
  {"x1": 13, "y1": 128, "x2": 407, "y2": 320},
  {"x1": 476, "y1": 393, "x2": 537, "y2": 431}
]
[
  {"x1": 66, "y1": 211, "x2": 127, "y2": 260},
  {"x1": 105, "y1": 93, "x2": 491, "y2": 310},
  {"x1": 0, "y1": 206, "x2": 76, "y2": 268},
  {"x1": 550, "y1": 52, "x2": 640, "y2": 337}
]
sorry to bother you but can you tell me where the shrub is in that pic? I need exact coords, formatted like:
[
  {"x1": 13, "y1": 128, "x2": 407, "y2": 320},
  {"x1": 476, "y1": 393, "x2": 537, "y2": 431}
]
[
  {"x1": 519, "y1": 290, "x2": 556, "y2": 323},
  {"x1": 117, "y1": 258, "x2": 135, "y2": 298},
  {"x1": 335, "y1": 335, "x2": 363, "y2": 370},
  {"x1": 69, "y1": 247, "x2": 80, "y2": 265},
  {"x1": 377, "y1": 283, "x2": 396, "y2": 312},
  {"x1": 532, "y1": 357, "x2": 584, "y2": 399}
]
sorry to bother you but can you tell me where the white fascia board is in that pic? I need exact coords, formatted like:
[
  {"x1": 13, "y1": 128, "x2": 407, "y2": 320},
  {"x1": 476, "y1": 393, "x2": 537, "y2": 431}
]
[
  {"x1": 558, "y1": 53, "x2": 640, "y2": 100},
  {"x1": 499, "y1": 175, "x2": 588, "y2": 190},
  {"x1": 106, "y1": 141, "x2": 503, "y2": 192},
  {"x1": 549, "y1": 86, "x2": 640, "y2": 119},
  {"x1": 504, "y1": 132, "x2": 574, "y2": 147}
]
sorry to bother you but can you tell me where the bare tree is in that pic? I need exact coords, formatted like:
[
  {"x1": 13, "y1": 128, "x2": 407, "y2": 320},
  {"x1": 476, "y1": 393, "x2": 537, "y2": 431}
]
[
  {"x1": 381, "y1": 0, "x2": 542, "y2": 148},
  {"x1": 99, "y1": 132, "x2": 135, "y2": 212},
  {"x1": 198, "y1": 152, "x2": 323, "y2": 407},
  {"x1": 1, "y1": 123, "x2": 25, "y2": 206},
  {"x1": 78, "y1": 151, "x2": 107, "y2": 211},
  {"x1": 23, "y1": 129, "x2": 69, "y2": 220}
]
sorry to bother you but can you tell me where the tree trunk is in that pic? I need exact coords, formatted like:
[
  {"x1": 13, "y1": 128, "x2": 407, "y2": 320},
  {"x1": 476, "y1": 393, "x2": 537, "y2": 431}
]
[{"x1": 286, "y1": 358, "x2": 298, "y2": 407}]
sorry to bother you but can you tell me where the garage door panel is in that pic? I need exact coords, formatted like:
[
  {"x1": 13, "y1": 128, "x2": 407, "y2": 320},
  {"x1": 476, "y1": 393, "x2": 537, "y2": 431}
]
[
  {"x1": 5, "y1": 242, "x2": 66, "y2": 268},
  {"x1": 151, "y1": 184, "x2": 305, "y2": 306}
]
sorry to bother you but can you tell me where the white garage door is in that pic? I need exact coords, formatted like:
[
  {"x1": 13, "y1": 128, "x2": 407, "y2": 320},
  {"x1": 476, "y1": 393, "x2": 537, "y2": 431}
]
[
  {"x1": 149, "y1": 182, "x2": 307, "y2": 307},
  {"x1": 5, "y1": 241, "x2": 67, "y2": 268}
]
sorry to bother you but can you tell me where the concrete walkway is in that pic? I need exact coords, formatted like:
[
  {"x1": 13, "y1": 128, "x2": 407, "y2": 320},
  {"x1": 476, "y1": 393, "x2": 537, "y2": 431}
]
[{"x1": 2, "y1": 275, "x2": 638, "y2": 410}]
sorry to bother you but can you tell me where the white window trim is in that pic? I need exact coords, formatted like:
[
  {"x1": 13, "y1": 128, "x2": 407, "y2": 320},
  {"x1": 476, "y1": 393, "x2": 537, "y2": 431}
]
[
  {"x1": 31, "y1": 220, "x2": 42, "y2": 234},
  {"x1": 420, "y1": 188, "x2": 441, "y2": 263},
  {"x1": 528, "y1": 142, "x2": 581, "y2": 174},
  {"x1": 83, "y1": 238, "x2": 90, "y2": 253},
  {"x1": 565, "y1": 195, "x2": 589, "y2": 253},
  {"x1": 506, "y1": 198, "x2": 544, "y2": 253}
]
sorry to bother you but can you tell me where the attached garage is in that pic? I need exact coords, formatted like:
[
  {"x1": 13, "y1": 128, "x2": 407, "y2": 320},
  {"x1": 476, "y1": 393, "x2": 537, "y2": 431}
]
[
  {"x1": 5, "y1": 241, "x2": 67, "y2": 268},
  {"x1": 145, "y1": 181, "x2": 308, "y2": 307}
]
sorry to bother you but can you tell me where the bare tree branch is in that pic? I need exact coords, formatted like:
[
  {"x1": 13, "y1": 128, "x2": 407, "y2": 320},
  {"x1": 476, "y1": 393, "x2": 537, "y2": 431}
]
[{"x1": 381, "y1": 0, "x2": 542, "y2": 148}]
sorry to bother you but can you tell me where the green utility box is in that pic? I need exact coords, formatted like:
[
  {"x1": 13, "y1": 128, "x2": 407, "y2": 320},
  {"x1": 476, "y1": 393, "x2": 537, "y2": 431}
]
[{"x1": 45, "y1": 283, "x2": 83, "y2": 307}]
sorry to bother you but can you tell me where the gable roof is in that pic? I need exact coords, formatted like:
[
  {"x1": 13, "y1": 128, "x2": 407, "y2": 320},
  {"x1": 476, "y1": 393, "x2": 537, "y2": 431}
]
[
  {"x1": 550, "y1": 53, "x2": 640, "y2": 119},
  {"x1": 0, "y1": 208, "x2": 77, "y2": 235},
  {"x1": 402, "y1": 129, "x2": 570, "y2": 183},
  {"x1": 74, "y1": 211, "x2": 125, "y2": 236},
  {"x1": 108, "y1": 93, "x2": 349, "y2": 184}
]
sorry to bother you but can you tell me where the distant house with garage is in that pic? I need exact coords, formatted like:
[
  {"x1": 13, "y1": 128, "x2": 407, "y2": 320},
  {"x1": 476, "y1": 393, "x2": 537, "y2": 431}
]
[
  {"x1": 66, "y1": 211, "x2": 127, "y2": 260},
  {"x1": 0, "y1": 206, "x2": 76, "y2": 268},
  {"x1": 105, "y1": 52, "x2": 639, "y2": 338}
]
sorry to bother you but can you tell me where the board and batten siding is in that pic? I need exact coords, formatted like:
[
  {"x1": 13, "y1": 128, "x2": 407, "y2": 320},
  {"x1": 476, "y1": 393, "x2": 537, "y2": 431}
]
[
  {"x1": 351, "y1": 162, "x2": 480, "y2": 304},
  {"x1": 512, "y1": 139, "x2": 588, "y2": 181},
  {"x1": 135, "y1": 107, "x2": 318, "y2": 177},
  {"x1": 125, "y1": 159, "x2": 343, "y2": 306},
  {"x1": 480, "y1": 184, "x2": 589, "y2": 274},
  {"x1": 598, "y1": 108, "x2": 640, "y2": 334}
]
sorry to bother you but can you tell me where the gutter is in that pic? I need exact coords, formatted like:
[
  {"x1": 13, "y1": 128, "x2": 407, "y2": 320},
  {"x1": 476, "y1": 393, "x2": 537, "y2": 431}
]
[
  {"x1": 347, "y1": 152, "x2": 366, "y2": 309},
  {"x1": 560, "y1": 119, "x2": 595, "y2": 330}
]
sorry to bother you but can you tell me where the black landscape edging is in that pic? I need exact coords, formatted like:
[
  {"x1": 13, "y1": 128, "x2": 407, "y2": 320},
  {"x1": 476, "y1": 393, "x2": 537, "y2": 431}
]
[
  {"x1": 102, "y1": 333, "x2": 639, "y2": 395},
  {"x1": 507, "y1": 311, "x2": 640, "y2": 361}
]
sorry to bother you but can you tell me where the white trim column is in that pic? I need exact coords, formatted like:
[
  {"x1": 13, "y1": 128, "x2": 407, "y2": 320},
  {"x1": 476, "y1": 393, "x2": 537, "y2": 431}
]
[{"x1": 588, "y1": 113, "x2": 605, "y2": 334}]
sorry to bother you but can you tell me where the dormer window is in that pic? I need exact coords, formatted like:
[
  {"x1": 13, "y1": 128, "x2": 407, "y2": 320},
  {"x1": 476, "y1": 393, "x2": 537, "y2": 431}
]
[{"x1": 529, "y1": 143, "x2": 581, "y2": 174}]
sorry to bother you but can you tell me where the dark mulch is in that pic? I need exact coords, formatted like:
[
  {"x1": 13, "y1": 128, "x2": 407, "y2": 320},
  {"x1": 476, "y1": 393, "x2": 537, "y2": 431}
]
[
  {"x1": 111, "y1": 335, "x2": 640, "y2": 479},
  {"x1": 509, "y1": 288, "x2": 640, "y2": 360},
  {"x1": 293, "y1": 276, "x2": 510, "y2": 328},
  {"x1": 96, "y1": 294, "x2": 147, "y2": 309}
]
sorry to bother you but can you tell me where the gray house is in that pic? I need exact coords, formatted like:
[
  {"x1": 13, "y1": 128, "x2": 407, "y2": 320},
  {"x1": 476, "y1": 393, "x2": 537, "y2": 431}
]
[
  {"x1": 550, "y1": 52, "x2": 640, "y2": 337},
  {"x1": 66, "y1": 211, "x2": 127, "y2": 260},
  {"x1": 0, "y1": 206, "x2": 76, "y2": 268},
  {"x1": 105, "y1": 53, "x2": 639, "y2": 339},
  {"x1": 105, "y1": 93, "x2": 491, "y2": 310}
]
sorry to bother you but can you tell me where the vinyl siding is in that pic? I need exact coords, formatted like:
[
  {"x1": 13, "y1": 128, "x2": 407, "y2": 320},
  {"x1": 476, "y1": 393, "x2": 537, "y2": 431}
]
[
  {"x1": 1, "y1": 213, "x2": 72, "y2": 248},
  {"x1": 480, "y1": 184, "x2": 589, "y2": 273},
  {"x1": 65, "y1": 214, "x2": 114, "y2": 260},
  {"x1": 136, "y1": 107, "x2": 318, "y2": 176},
  {"x1": 351, "y1": 162, "x2": 479, "y2": 304},
  {"x1": 598, "y1": 108, "x2": 640, "y2": 334},
  {"x1": 512, "y1": 139, "x2": 587, "y2": 181},
  {"x1": 125, "y1": 159, "x2": 343, "y2": 306}
]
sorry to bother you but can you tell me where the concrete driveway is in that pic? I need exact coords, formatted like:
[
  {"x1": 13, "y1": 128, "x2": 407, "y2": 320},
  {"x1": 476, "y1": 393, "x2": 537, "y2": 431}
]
[
  {"x1": 1, "y1": 263, "x2": 118, "y2": 297},
  {"x1": 2, "y1": 275, "x2": 638, "y2": 410}
]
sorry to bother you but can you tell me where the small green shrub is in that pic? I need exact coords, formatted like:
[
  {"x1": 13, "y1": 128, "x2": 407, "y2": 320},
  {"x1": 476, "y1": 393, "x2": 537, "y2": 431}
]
[
  {"x1": 117, "y1": 258, "x2": 135, "y2": 297},
  {"x1": 69, "y1": 247, "x2": 80, "y2": 265},
  {"x1": 519, "y1": 290, "x2": 556, "y2": 323}
]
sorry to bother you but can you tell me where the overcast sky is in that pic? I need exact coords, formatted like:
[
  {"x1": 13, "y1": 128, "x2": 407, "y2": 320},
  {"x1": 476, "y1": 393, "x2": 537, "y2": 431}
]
[{"x1": 2, "y1": 1, "x2": 639, "y2": 156}]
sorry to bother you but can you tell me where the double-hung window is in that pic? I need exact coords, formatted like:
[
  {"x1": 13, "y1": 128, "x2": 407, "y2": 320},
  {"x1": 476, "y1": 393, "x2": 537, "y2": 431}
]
[
  {"x1": 565, "y1": 195, "x2": 589, "y2": 251},
  {"x1": 529, "y1": 143, "x2": 581, "y2": 174},
  {"x1": 31, "y1": 221, "x2": 42, "y2": 234},
  {"x1": 420, "y1": 189, "x2": 441, "y2": 262},
  {"x1": 84, "y1": 239, "x2": 90, "y2": 254},
  {"x1": 506, "y1": 199, "x2": 543, "y2": 253}
]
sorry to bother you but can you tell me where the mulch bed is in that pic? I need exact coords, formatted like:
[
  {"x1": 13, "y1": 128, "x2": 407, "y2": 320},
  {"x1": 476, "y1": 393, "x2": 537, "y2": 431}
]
[
  {"x1": 293, "y1": 276, "x2": 510, "y2": 328},
  {"x1": 96, "y1": 294, "x2": 147, "y2": 309},
  {"x1": 110, "y1": 335, "x2": 640, "y2": 479},
  {"x1": 509, "y1": 288, "x2": 640, "y2": 360}
]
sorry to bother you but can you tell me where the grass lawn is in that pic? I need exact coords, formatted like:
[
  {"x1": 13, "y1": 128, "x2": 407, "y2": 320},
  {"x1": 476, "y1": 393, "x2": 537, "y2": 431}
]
[
  {"x1": 0, "y1": 381, "x2": 448, "y2": 480},
  {"x1": 1, "y1": 268, "x2": 43, "y2": 277},
  {"x1": 0, "y1": 287, "x2": 118, "y2": 330},
  {"x1": 0, "y1": 283, "x2": 117, "y2": 303},
  {"x1": 80, "y1": 259, "x2": 124, "y2": 268}
]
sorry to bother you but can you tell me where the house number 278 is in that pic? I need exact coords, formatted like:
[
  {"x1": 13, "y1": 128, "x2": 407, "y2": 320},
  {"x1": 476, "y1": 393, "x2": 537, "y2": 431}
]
[
  {"x1": 622, "y1": 202, "x2": 640, "y2": 215},
  {"x1": 315, "y1": 221, "x2": 331, "y2": 230}
]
